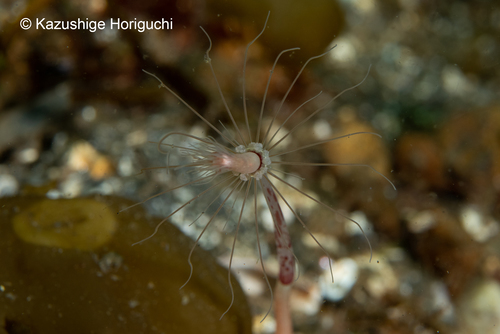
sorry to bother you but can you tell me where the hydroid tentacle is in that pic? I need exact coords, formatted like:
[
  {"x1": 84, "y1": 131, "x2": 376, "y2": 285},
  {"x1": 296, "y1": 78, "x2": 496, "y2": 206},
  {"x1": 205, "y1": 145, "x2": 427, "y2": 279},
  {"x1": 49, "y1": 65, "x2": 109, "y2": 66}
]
[
  {"x1": 264, "y1": 174, "x2": 335, "y2": 282},
  {"x1": 262, "y1": 46, "x2": 338, "y2": 148},
  {"x1": 142, "y1": 70, "x2": 238, "y2": 147},
  {"x1": 180, "y1": 177, "x2": 242, "y2": 291},
  {"x1": 200, "y1": 27, "x2": 246, "y2": 147},
  {"x1": 253, "y1": 181, "x2": 274, "y2": 323},
  {"x1": 268, "y1": 64, "x2": 372, "y2": 150},
  {"x1": 132, "y1": 174, "x2": 234, "y2": 246},
  {"x1": 269, "y1": 171, "x2": 373, "y2": 263},
  {"x1": 256, "y1": 45, "x2": 301, "y2": 143},
  {"x1": 271, "y1": 161, "x2": 396, "y2": 190},
  {"x1": 266, "y1": 90, "x2": 323, "y2": 150},
  {"x1": 220, "y1": 180, "x2": 253, "y2": 320},
  {"x1": 118, "y1": 174, "x2": 213, "y2": 213},
  {"x1": 242, "y1": 11, "x2": 271, "y2": 143},
  {"x1": 270, "y1": 132, "x2": 380, "y2": 157}
]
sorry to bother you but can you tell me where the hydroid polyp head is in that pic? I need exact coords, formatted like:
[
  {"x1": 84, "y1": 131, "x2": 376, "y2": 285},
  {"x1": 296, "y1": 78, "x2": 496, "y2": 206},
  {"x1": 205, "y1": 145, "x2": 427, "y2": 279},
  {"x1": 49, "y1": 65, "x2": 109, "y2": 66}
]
[{"x1": 134, "y1": 10, "x2": 396, "y2": 328}]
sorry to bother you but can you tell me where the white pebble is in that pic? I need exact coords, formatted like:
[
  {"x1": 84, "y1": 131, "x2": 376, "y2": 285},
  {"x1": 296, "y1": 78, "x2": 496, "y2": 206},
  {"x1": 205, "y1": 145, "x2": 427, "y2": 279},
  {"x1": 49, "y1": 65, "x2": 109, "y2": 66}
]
[
  {"x1": 0, "y1": 174, "x2": 19, "y2": 197},
  {"x1": 320, "y1": 257, "x2": 358, "y2": 302},
  {"x1": 460, "y1": 205, "x2": 499, "y2": 243}
]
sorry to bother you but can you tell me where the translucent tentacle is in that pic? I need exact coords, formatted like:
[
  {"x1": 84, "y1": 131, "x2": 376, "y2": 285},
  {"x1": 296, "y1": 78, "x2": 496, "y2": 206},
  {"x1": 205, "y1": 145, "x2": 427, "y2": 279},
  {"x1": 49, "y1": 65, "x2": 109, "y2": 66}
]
[
  {"x1": 142, "y1": 70, "x2": 238, "y2": 147},
  {"x1": 132, "y1": 175, "x2": 235, "y2": 246},
  {"x1": 267, "y1": 65, "x2": 372, "y2": 149},
  {"x1": 262, "y1": 45, "x2": 337, "y2": 148},
  {"x1": 271, "y1": 161, "x2": 396, "y2": 191},
  {"x1": 200, "y1": 27, "x2": 246, "y2": 146},
  {"x1": 253, "y1": 181, "x2": 274, "y2": 323},
  {"x1": 270, "y1": 132, "x2": 381, "y2": 157},
  {"x1": 265, "y1": 174, "x2": 335, "y2": 282},
  {"x1": 256, "y1": 46, "x2": 301, "y2": 143},
  {"x1": 180, "y1": 178, "x2": 242, "y2": 291},
  {"x1": 220, "y1": 180, "x2": 253, "y2": 320},
  {"x1": 269, "y1": 171, "x2": 373, "y2": 263},
  {"x1": 242, "y1": 11, "x2": 271, "y2": 143}
]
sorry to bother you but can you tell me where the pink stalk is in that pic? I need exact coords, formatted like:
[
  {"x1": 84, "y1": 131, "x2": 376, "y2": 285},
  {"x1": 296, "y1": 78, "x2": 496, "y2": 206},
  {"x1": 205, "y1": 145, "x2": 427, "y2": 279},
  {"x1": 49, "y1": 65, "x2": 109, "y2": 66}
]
[
  {"x1": 261, "y1": 176, "x2": 294, "y2": 333},
  {"x1": 274, "y1": 282, "x2": 293, "y2": 334}
]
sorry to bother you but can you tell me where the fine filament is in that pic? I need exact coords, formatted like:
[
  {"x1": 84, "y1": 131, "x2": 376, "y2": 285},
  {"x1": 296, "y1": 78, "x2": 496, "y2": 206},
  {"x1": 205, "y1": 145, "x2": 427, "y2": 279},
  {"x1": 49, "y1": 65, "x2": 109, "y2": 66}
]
[{"x1": 130, "y1": 11, "x2": 396, "y2": 325}]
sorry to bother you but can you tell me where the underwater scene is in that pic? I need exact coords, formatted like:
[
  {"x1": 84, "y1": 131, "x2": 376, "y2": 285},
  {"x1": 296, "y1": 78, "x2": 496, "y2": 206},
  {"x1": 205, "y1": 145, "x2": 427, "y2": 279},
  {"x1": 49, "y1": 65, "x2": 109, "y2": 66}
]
[{"x1": 1, "y1": 0, "x2": 500, "y2": 333}]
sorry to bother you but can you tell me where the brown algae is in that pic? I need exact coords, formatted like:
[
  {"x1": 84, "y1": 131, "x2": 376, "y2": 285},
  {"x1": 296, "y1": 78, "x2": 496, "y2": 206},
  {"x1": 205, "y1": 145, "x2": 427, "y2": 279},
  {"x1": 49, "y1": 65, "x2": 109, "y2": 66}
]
[
  {"x1": 12, "y1": 198, "x2": 117, "y2": 251},
  {"x1": 1, "y1": 194, "x2": 252, "y2": 333}
]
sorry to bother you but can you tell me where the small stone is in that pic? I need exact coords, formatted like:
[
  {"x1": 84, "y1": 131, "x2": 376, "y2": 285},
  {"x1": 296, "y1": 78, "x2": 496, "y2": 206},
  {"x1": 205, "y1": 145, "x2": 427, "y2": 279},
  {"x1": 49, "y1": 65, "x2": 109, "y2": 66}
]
[
  {"x1": 320, "y1": 257, "x2": 358, "y2": 302},
  {"x1": 0, "y1": 174, "x2": 19, "y2": 197}
]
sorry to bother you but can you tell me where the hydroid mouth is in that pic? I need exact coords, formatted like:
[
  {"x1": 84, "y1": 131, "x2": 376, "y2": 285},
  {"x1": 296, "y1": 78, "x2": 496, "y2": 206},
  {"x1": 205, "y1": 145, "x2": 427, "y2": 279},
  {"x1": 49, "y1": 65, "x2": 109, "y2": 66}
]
[{"x1": 235, "y1": 142, "x2": 271, "y2": 181}]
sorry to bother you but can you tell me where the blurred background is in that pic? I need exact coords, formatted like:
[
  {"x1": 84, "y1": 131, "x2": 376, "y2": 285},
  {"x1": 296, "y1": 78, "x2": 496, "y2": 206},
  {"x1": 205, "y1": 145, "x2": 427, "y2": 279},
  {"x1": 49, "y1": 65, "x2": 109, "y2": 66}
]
[{"x1": 1, "y1": 0, "x2": 500, "y2": 333}]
